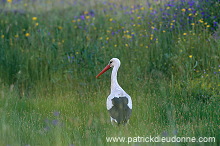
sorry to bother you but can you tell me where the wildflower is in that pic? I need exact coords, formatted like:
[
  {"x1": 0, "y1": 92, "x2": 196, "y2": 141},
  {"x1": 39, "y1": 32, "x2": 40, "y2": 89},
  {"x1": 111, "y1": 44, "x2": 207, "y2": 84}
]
[
  {"x1": 189, "y1": 55, "x2": 193, "y2": 58},
  {"x1": 32, "y1": 17, "x2": 37, "y2": 21},
  {"x1": 1, "y1": 35, "x2": 4, "y2": 38},
  {"x1": 188, "y1": 14, "x2": 192, "y2": 16},
  {"x1": 76, "y1": 52, "x2": 79, "y2": 55},
  {"x1": 53, "y1": 111, "x2": 60, "y2": 116},
  {"x1": 86, "y1": 16, "x2": 90, "y2": 19},
  {"x1": 114, "y1": 44, "x2": 117, "y2": 47},
  {"x1": 25, "y1": 33, "x2": 30, "y2": 37},
  {"x1": 58, "y1": 26, "x2": 63, "y2": 30},
  {"x1": 181, "y1": 9, "x2": 186, "y2": 12},
  {"x1": 35, "y1": 23, "x2": 39, "y2": 26},
  {"x1": 7, "y1": 0, "x2": 12, "y2": 3},
  {"x1": 191, "y1": 23, "x2": 195, "y2": 26},
  {"x1": 109, "y1": 18, "x2": 113, "y2": 22},
  {"x1": 166, "y1": 7, "x2": 170, "y2": 10},
  {"x1": 14, "y1": 34, "x2": 19, "y2": 38},
  {"x1": 162, "y1": 30, "x2": 166, "y2": 33},
  {"x1": 206, "y1": 25, "x2": 210, "y2": 28},
  {"x1": 183, "y1": 33, "x2": 187, "y2": 35},
  {"x1": 125, "y1": 44, "x2": 129, "y2": 47},
  {"x1": 199, "y1": 19, "x2": 204, "y2": 23},
  {"x1": 72, "y1": 20, "x2": 76, "y2": 23},
  {"x1": 149, "y1": 7, "x2": 153, "y2": 10}
]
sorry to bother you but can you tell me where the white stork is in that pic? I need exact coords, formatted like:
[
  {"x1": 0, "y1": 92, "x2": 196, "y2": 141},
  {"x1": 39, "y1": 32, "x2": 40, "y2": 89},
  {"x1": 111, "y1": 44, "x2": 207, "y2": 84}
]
[{"x1": 96, "y1": 58, "x2": 132, "y2": 125}]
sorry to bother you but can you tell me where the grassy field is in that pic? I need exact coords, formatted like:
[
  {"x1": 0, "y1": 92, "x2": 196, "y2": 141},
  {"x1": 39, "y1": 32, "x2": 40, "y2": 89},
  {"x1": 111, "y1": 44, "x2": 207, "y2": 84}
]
[{"x1": 0, "y1": 0, "x2": 220, "y2": 145}]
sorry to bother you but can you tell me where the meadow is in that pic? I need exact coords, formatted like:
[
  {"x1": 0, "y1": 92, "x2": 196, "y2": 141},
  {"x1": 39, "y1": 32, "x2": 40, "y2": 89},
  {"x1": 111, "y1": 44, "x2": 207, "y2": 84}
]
[{"x1": 0, "y1": 0, "x2": 220, "y2": 145}]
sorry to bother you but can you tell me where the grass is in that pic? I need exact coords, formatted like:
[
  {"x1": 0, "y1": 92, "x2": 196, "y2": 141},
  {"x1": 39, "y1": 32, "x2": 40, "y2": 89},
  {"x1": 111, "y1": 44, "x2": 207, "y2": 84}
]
[{"x1": 0, "y1": 0, "x2": 220, "y2": 145}]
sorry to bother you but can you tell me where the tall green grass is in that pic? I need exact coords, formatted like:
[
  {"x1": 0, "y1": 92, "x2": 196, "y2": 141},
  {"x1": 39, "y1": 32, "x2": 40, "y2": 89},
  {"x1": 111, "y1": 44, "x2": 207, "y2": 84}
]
[{"x1": 0, "y1": 0, "x2": 219, "y2": 145}]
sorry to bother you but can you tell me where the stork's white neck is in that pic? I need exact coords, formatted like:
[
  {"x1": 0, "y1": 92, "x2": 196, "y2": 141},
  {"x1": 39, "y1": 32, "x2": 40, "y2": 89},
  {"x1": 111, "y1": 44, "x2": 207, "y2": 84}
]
[{"x1": 111, "y1": 65, "x2": 121, "y2": 93}]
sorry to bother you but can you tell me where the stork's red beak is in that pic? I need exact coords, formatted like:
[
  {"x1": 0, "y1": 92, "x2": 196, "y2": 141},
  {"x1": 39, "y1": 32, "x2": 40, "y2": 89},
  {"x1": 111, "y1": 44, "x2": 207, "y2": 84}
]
[{"x1": 96, "y1": 64, "x2": 111, "y2": 78}]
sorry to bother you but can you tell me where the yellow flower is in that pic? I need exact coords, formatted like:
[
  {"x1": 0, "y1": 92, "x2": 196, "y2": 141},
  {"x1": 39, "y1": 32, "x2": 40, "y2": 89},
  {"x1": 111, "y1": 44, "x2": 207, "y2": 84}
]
[
  {"x1": 166, "y1": 7, "x2": 170, "y2": 10},
  {"x1": 181, "y1": 9, "x2": 186, "y2": 12},
  {"x1": 25, "y1": 33, "x2": 30, "y2": 37},
  {"x1": 15, "y1": 34, "x2": 19, "y2": 38},
  {"x1": 32, "y1": 17, "x2": 37, "y2": 21},
  {"x1": 162, "y1": 30, "x2": 166, "y2": 33},
  {"x1": 35, "y1": 23, "x2": 39, "y2": 26},
  {"x1": 125, "y1": 44, "x2": 129, "y2": 47},
  {"x1": 191, "y1": 23, "x2": 195, "y2": 26},
  {"x1": 114, "y1": 44, "x2": 117, "y2": 47},
  {"x1": 58, "y1": 26, "x2": 63, "y2": 30},
  {"x1": 189, "y1": 55, "x2": 193, "y2": 58},
  {"x1": 7, "y1": 0, "x2": 12, "y2": 3},
  {"x1": 72, "y1": 20, "x2": 76, "y2": 23},
  {"x1": 1, "y1": 35, "x2": 4, "y2": 38},
  {"x1": 183, "y1": 33, "x2": 187, "y2": 35},
  {"x1": 109, "y1": 18, "x2": 113, "y2": 22},
  {"x1": 199, "y1": 19, "x2": 204, "y2": 23},
  {"x1": 149, "y1": 7, "x2": 153, "y2": 10},
  {"x1": 206, "y1": 25, "x2": 210, "y2": 28}
]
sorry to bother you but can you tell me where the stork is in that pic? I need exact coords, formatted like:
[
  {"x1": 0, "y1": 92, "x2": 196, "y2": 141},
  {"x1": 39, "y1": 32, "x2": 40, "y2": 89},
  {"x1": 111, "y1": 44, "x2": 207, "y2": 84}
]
[{"x1": 96, "y1": 58, "x2": 132, "y2": 125}]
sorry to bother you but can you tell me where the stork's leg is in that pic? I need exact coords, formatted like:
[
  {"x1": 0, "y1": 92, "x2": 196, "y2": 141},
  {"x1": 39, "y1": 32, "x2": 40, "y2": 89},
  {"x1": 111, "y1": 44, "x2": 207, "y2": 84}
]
[{"x1": 110, "y1": 117, "x2": 117, "y2": 125}]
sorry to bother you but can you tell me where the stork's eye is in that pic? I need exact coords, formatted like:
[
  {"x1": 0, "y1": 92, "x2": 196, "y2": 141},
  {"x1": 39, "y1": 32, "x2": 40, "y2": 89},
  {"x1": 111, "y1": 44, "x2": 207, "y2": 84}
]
[{"x1": 109, "y1": 61, "x2": 113, "y2": 64}]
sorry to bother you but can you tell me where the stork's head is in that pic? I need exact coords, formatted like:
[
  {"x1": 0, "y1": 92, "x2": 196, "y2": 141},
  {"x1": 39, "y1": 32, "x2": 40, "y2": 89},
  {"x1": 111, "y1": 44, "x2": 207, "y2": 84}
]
[{"x1": 96, "y1": 58, "x2": 120, "y2": 78}]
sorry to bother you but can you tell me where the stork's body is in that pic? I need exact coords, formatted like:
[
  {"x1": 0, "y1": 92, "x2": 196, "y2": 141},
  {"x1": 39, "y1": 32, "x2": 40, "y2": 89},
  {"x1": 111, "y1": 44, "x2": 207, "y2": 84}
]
[{"x1": 96, "y1": 58, "x2": 132, "y2": 125}]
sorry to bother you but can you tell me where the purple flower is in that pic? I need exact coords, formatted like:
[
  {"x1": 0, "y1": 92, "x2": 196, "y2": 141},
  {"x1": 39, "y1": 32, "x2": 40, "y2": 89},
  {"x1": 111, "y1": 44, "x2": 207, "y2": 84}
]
[
  {"x1": 53, "y1": 111, "x2": 60, "y2": 116},
  {"x1": 52, "y1": 119, "x2": 59, "y2": 125},
  {"x1": 80, "y1": 15, "x2": 85, "y2": 20}
]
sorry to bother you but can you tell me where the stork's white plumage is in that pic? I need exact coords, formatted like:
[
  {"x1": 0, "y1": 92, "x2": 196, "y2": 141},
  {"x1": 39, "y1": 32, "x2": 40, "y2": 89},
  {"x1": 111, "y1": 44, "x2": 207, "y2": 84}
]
[{"x1": 96, "y1": 58, "x2": 132, "y2": 125}]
